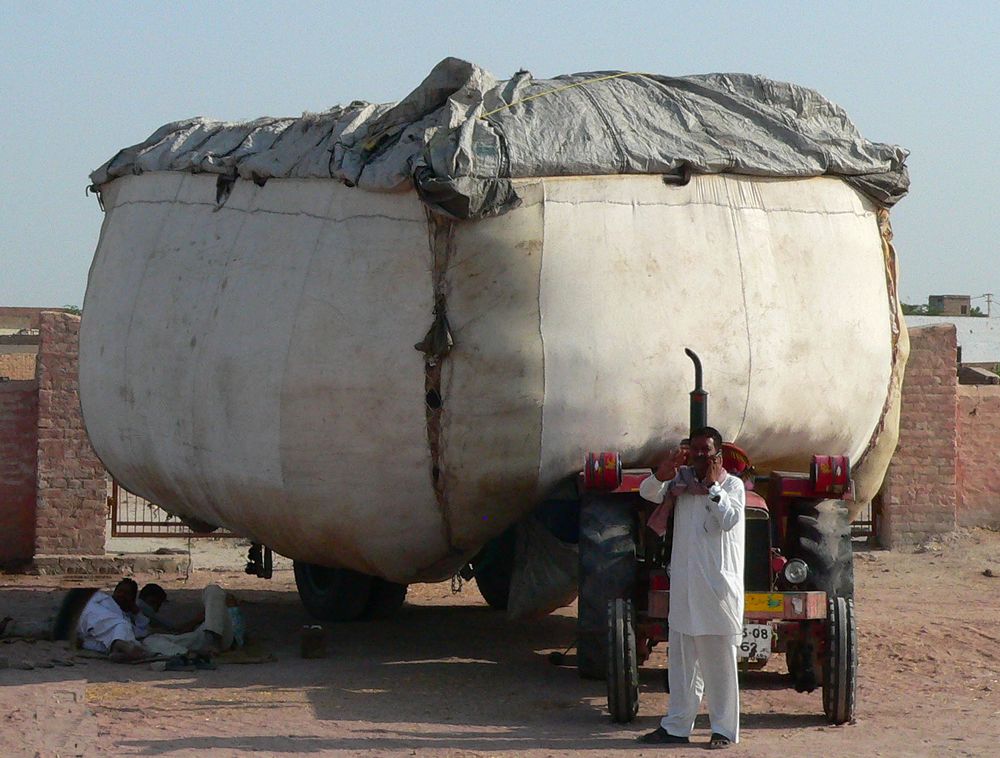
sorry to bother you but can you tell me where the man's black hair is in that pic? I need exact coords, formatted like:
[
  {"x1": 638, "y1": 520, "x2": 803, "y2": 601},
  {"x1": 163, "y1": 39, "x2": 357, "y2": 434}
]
[
  {"x1": 139, "y1": 583, "x2": 167, "y2": 604},
  {"x1": 113, "y1": 578, "x2": 138, "y2": 603},
  {"x1": 691, "y1": 425, "x2": 724, "y2": 454}
]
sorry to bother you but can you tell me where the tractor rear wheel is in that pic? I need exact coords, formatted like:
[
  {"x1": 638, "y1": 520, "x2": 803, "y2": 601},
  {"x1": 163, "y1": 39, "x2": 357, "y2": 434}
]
[
  {"x1": 577, "y1": 493, "x2": 637, "y2": 679},
  {"x1": 822, "y1": 596, "x2": 858, "y2": 724},
  {"x1": 293, "y1": 561, "x2": 373, "y2": 621},
  {"x1": 794, "y1": 499, "x2": 855, "y2": 598},
  {"x1": 607, "y1": 597, "x2": 639, "y2": 723}
]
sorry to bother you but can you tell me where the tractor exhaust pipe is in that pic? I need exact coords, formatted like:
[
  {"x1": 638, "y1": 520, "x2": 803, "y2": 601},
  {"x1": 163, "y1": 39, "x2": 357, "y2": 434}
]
[{"x1": 685, "y1": 348, "x2": 708, "y2": 435}]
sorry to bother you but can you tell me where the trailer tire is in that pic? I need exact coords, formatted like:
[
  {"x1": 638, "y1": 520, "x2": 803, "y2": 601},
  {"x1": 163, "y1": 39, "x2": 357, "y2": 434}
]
[
  {"x1": 794, "y1": 499, "x2": 854, "y2": 598},
  {"x1": 472, "y1": 526, "x2": 517, "y2": 610},
  {"x1": 364, "y1": 579, "x2": 408, "y2": 619},
  {"x1": 577, "y1": 493, "x2": 637, "y2": 680},
  {"x1": 823, "y1": 596, "x2": 858, "y2": 724},
  {"x1": 607, "y1": 597, "x2": 640, "y2": 723},
  {"x1": 293, "y1": 561, "x2": 373, "y2": 621}
]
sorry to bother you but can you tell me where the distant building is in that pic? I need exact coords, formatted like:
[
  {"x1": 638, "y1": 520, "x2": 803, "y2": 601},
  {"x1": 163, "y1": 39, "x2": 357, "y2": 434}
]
[
  {"x1": 928, "y1": 295, "x2": 971, "y2": 316},
  {"x1": 0, "y1": 306, "x2": 74, "y2": 335},
  {"x1": 0, "y1": 306, "x2": 73, "y2": 380}
]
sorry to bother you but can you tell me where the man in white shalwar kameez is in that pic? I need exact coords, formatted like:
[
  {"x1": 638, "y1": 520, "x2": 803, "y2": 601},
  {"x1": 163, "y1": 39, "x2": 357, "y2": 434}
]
[
  {"x1": 76, "y1": 579, "x2": 234, "y2": 663},
  {"x1": 637, "y1": 427, "x2": 745, "y2": 749}
]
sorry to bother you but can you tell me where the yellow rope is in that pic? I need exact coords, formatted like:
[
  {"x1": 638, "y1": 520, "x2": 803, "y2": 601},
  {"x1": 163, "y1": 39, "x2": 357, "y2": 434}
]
[{"x1": 479, "y1": 71, "x2": 643, "y2": 119}]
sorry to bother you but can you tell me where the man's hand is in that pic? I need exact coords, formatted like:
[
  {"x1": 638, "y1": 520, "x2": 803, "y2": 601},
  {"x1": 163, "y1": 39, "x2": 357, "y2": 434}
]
[
  {"x1": 706, "y1": 452, "x2": 725, "y2": 486},
  {"x1": 653, "y1": 447, "x2": 687, "y2": 482}
]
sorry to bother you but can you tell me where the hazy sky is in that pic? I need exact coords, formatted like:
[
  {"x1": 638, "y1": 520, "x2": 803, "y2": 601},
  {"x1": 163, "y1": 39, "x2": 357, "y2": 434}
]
[{"x1": 2, "y1": 1, "x2": 996, "y2": 307}]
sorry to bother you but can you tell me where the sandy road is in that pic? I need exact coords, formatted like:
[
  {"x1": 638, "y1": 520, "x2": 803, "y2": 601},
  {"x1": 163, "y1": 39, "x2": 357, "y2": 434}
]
[{"x1": 1, "y1": 529, "x2": 998, "y2": 757}]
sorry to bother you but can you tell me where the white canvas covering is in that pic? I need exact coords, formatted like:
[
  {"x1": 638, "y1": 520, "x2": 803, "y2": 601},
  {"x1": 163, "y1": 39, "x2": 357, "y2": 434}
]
[{"x1": 81, "y1": 172, "x2": 905, "y2": 582}]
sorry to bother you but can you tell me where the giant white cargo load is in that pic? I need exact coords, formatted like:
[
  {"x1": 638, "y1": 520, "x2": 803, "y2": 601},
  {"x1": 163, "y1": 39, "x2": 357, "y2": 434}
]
[{"x1": 81, "y1": 59, "x2": 909, "y2": 584}]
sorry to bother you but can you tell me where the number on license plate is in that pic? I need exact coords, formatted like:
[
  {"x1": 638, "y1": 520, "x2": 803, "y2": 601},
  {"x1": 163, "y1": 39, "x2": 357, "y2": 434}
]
[{"x1": 738, "y1": 623, "x2": 771, "y2": 661}]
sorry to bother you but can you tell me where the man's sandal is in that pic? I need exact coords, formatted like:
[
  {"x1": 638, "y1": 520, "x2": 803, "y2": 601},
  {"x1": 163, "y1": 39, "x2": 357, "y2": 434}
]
[{"x1": 709, "y1": 732, "x2": 733, "y2": 749}]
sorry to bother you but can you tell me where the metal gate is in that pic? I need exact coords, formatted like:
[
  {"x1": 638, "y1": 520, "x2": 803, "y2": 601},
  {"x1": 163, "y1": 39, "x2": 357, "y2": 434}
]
[
  {"x1": 107, "y1": 480, "x2": 233, "y2": 538},
  {"x1": 851, "y1": 492, "x2": 881, "y2": 545}
]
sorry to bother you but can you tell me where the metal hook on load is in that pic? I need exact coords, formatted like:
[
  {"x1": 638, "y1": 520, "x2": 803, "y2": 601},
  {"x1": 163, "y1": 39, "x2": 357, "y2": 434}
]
[
  {"x1": 414, "y1": 294, "x2": 454, "y2": 364},
  {"x1": 86, "y1": 184, "x2": 105, "y2": 212}
]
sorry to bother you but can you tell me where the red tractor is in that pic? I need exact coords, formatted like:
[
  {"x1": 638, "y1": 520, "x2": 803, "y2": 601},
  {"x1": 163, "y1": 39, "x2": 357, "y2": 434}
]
[{"x1": 575, "y1": 350, "x2": 857, "y2": 725}]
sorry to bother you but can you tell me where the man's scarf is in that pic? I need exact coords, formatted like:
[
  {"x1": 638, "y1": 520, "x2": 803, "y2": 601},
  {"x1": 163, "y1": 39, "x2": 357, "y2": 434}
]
[{"x1": 646, "y1": 465, "x2": 727, "y2": 537}]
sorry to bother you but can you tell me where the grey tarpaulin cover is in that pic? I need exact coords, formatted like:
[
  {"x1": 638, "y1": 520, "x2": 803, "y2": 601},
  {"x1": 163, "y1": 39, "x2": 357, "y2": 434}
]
[{"x1": 90, "y1": 57, "x2": 910, "y2": 219}]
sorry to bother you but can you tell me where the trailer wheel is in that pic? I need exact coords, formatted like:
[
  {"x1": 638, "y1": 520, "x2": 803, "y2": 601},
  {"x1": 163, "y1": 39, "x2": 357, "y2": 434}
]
[
  {"x1": 577, "y1": 493, "x2": 637, "y2": 679},
  {"x1": 364, "y1": 579, "x2": 408, "y2": 619},
  {"x1": 471, "y1": 526, "x2": 517, "y2": 610},
  {"x1": 794, "y1": 499, "x2": 855, "y2": 598},
  {"x1": 607, "y1": 597, "x2": 639, "y2": 723},
  {"x1": 823, "y1": 596, "x2": 857, "y2": 724},
  {"x1": 293, "y1": 561, "x2": 373, "y2": 621}
]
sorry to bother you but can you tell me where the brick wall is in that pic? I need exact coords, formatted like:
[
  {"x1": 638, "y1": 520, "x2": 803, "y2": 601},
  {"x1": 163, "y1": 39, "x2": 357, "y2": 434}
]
[
  {"x1": 0, "y1": 352, "x2": 38, "y2": 380},
  {"x1": 881, "y1": 324, "x2": 958, "y2": 547},
  {"x1": 957, "y1": 384, "x2": 1000, "y2": 529},
  {"x1": 33, "y1": 312, "x2": 106, "y2": 555},
  {"x1": 0, "y1": 380, "x2": 38, "y2": 564}
]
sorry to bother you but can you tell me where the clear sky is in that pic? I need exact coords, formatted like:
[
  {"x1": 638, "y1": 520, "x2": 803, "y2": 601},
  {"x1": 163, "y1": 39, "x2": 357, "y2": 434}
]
[{"x1": 2, "y1": 1, "x2": 996, "y2": 308}]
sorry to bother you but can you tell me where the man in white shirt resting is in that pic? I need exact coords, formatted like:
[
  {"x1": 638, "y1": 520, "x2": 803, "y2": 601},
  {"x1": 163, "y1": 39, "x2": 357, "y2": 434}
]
[
  {"x1": 76, "y1": 579, "x2": 235, "y2": 663},
  {"x1": 75, "y1": 578, "x2": 149, "y2": 661},
  {"x1": 637, "y1": 426, "x2": 746, "y2": 750}
]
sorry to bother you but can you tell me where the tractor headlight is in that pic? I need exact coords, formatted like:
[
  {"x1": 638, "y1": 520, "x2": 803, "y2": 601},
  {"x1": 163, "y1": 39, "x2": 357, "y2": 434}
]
[{"x1": 783, "y1": 558, "x2": 809, "y2": 585}]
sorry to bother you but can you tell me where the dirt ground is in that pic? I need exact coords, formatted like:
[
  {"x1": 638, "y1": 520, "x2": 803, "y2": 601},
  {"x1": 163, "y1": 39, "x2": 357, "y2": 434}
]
[{"x1": 2, "y1": 529, "x2": 998, "y2": 758}]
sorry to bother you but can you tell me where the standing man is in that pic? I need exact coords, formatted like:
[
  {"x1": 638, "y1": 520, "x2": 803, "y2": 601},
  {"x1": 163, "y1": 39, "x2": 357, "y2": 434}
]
[{"x1": 637, "y1": 426, "x2": 746, "y2": 749}]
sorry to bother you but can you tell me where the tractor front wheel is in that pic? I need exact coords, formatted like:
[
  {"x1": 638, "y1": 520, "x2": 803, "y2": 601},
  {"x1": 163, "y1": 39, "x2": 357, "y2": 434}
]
[
  {"x1": 607, "y1": 597, "x2": 639, "y2": 723},
  {"x1": 822, "y1": 596, "x2": 858, "y2": 724}
]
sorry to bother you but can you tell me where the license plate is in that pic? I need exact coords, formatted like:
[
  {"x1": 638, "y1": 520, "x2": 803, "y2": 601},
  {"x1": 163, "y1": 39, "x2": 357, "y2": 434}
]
[{"x1": 738, "y1": 623, "x2": 771, "y2": 661}]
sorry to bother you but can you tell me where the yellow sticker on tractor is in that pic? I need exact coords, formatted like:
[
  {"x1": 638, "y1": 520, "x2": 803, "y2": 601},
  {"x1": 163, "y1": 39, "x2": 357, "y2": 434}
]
[{"x1": 745, "y1": 593, "x2": 784, "y2": 612}]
